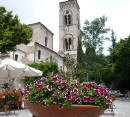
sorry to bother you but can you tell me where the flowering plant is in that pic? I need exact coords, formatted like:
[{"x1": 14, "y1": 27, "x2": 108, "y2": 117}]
[
  {"x1": 24, "y1": 73, "x2": 113, "y2": 109},
  {"x1": 0, "y1": 88, "x2": 21, "y2": 103}
]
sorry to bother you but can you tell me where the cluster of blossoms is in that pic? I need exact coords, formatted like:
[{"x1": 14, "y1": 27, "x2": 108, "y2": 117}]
[
  {"x1": 24, "y1": 73, "x2": 113, "y2": 109},
  {"x1": 0, "y1": 88, "x2": 21, "y2": 102}
]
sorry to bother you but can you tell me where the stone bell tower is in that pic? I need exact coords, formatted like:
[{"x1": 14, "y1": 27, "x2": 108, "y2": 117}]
[{"x1": 59, "y1": 0, "x2": 80, "y2": 59}]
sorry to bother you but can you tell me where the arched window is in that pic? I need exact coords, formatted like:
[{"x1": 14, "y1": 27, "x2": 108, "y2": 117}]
[
  {"x1": 45, "y1": 37, "x2": 48, "y2": 47},
  {"x1": 64, "y1": 10, "x2": 72, "y2": 25},
  {"x1": 64, "y1": 38, "x2": 72, "y2": 51},
  {"x1": 38, "y1": 50, "x2": 41, "y2": 60}
]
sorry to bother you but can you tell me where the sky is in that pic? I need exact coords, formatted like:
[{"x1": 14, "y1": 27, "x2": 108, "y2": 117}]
[{"x1": 0, "y1": 0, "x2": 130, "y2": 55}]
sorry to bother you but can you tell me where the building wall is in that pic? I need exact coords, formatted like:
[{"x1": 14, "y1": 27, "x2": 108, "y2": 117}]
[
  {"x1": 10, "y1": 22, "x2": 54, "y2": 64},
  {"x1": 34, "y1": 43, "x2": 64, "y2": 71},
  {"x1": 30, "y1": 23, "x2": 53, "y2": 50}
]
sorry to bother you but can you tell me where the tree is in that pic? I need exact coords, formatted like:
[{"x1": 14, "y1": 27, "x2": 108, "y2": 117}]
[
  {"x1": 0, "y1": 7, "x2": 32, "y2": 53},
  {"x1": 109, "y1": 30, "x2": 117, "y2": 53},
  {"x1": 110, "y1": 36, "x2": 130, "y2": 89},
  {"x1": 77, "y1": 34, "x2": 84, "y2": 64},
  {"x1": 82, "y1": 15, "x2": 109, "y2": 54},
  {"x1": 111, "y1": 36, "x2": 130, "y2": 78}
]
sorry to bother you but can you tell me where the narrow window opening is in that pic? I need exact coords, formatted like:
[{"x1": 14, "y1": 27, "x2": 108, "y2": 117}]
[
  {"x1": 45, "y1": 37, "x2": 48, "y2": 47},
  {"x1": 15, "y1": 54, "x2": 18, "y2": 61},
  {"x1": 69, "y1": 38, "x2": 72, "y2": 50},
  {"x1": 38, "y1": 50, "x2": 41, "y2": 60},
  {"x1": 65, "y1": 39, "x2": 68, "y2": 51},
  {"x1": 68, "y1": 15, "x2": 71, "y2": 25}
]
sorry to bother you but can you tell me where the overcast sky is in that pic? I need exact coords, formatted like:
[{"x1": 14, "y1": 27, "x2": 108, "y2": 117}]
[{"x1": 0, "y1": 0, "x2": 130, "y2": 54}]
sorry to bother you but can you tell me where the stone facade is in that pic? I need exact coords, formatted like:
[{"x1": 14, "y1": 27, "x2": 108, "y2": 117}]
[
  {"x1": 9, "y1": 22, "x2": 64, "y2": 70},
  {"x1": 1, "y1": 0, "x2": 80, "y2": 71},
  {"x1": 59, "y1": 0, "x2": 80, "y2": 59}
]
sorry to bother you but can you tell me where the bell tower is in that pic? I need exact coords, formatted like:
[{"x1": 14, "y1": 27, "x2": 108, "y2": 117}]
[{"x1": 59, "y1": 0, "x2": 80, "y2": 59}]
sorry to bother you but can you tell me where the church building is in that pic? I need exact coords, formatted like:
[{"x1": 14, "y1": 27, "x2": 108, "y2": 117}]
[{"x1": 7, "y1": 0, "x2": 80, "y2": 71}]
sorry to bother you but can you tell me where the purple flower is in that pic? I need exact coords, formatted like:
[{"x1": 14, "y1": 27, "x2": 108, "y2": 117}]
[
  {"x1": 88, "y1": 84, "x2": 92, "y2": 89},
  {"x1": 38, "y1": 85, "x2": 44, "y2": 90},
  {"x1": 26, "y1": 85, "x2": 30, "y2": 91},
  {"x1": 82, "y1": 83, "x2": 88, "y2": 87},
  {"x1": 50, "y1": 97, "x2": 54, "y2": 103},
  {"x1": 42, "y1": 101, "x2": 46, "y2": 107},
  {"x1": 47, "y1": 85, "x2": 53, "y2": 91},
  {"x1": 106, "y1": 98, "x2": 112, "y2": 104},
  {"x1": 83, "y1": 96, "x2": 90, "y2": 102},
  {"x1": 73, "y1": 93, "x2": 77, "y2": 97},
  {"x1": 52, "y1": 77, "x2": 58, "y2": 82},
  {"x1": 41, "y1": 78, "x2": 47, "y2": 82},
  {"x1": 94, "y1": 89, "x2": 100, "y2": 95},
  {"x1": 92, "y1": 97, "x2": 96, "y2": 102},
  {"x1": 73, "y1": 97, "x2": 76, "y2": 103},
  {"x1": 62, "y1": 93, "x2": 66, "y2": 98},
  {"x1": 83, "y1": 88, "x2": 88, "y2": 92},
  {"x1": 35, "y1": 96, "x2": 40, "y2": 103},
  {"x1": 66, "y1": 95, "x2": 72, "y2": 100},
  {"x1": 67, "y1": 88, "x2": 71, "y2": 92},
  {"x1": 77, "y1": 97, "x2": 81, "y2": 104},
  {"x1": 75, "y1": 80, "x2": 80, "y2": 86},
  {"x1": 91, "y1": 82, "x2": 96, "y2": 86},
  {"x1": 53, "y1": 92, "x2": 59, "y2": 96},
  {"x1": 52, "y1": 72, "x2": 56, "y2": 77},
  {"x1": 73, "y1": 88, "x2": 78, "y2": 93},
  {"x1": 58, "y1": 103, "x2": 64, "y2": 109},
  {"x1": 62, "y1": 74, "x2": 65, "y2": 78},
  {"x1": 58, "y1": 86, "x2": 62, "y2": 89},
  {"x1": 61, "y1": 82, "x2": 67, "y2": 87}
]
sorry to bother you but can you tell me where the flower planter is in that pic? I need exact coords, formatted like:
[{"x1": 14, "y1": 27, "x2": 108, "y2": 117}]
[{"x1": 24, "y1": 100, "x2": 105, "y2": 117}]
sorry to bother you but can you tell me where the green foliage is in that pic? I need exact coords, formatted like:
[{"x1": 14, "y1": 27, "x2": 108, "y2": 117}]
[
  {"x1": 82, "y1": 15, "x2": 109, "y2": 54},
  {"x1": 0, "y1": 7, "x2": 32, "y2": 53},
  {"x1": 77, "y1": 33, "x2": 84, "y2": 64},
  {"x1": 111, "y1": 36, "x2": 130, "y2": 77},
  {"x1": 110, "y1": 36, "x2": 130, "y2": 89},
  {"x1": 24, "y1": 57, "x2": 59, "y2": 85},
  {"x1": 64, "y1": 56, "x2": 76, "y2": 78},
  {"x1": 109, "y1": 30, "x2": 117, "y2": 54},
  {"x1": 65, "y1": 56, "x2": 86, "y2": 82}
]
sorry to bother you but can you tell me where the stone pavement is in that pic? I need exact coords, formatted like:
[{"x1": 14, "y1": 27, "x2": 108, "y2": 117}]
[
  {"x1": 100, "y1": 98, "x2": 130, "y2": 117},
  {"x1": 0, "y1": 98, "x2": 130, "y2": 117}
]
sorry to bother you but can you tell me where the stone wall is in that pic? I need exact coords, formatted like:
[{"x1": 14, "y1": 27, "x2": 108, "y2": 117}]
[{"x1": 34, "y1": 42, "x2": 64, "y2": 71}]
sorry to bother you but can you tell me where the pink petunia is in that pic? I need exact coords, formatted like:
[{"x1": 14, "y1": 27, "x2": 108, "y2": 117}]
[
  {"x1": 42, "y1": 101, "x2": 46, "y2": 107},
  {"x1": 52, "y1": 77, "x2": 58, "y2": 82},
  {"x1": 38, "y1": 85, "x2": 44, "y2": 90},
  {"x1": 106, "y1": 98, "x2": 112, "y2": 104},
  {"x1": 58, "y1": 103, "x2": 64, "y2": 109},
  {"x1": 73, "y1": 93, "x2": 77, "y2": 97},
  {"x1": 82, "y1": 88, "x2": 88, "y2": 92},
  {"x1": 47, "y1": 85, "x2": 53, "y2": 91},
  {"x1": 77, "y1": 97, "x2": 81, "y2": 104},
  {"x1": 72, "y1": 97, "x2": 76, "y2": 103},
  {"x1": 53, "y1": 92, "x2": 59, "y2": 96},
  {"x1": 35, "y1": 96, "x2": 40, "y2": 103},
  {"x1": 73, "y1": 88, "x2": 78, "y2": 93},
  {"x1": 83, "y1": 96, "x2": 90, "y2": 102},
  {"x1": 62, "y1": 93, "x2": 66, "y2": 98},
  {"x1": 92, "y1": 97, "x2": 96, "y2": 102},
  {"x1": 66, "y1": 95, "x2": 72, "y2": 100},
  {"x1": 50, "y1": 97, "x2": 54, "y2": 103}
]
